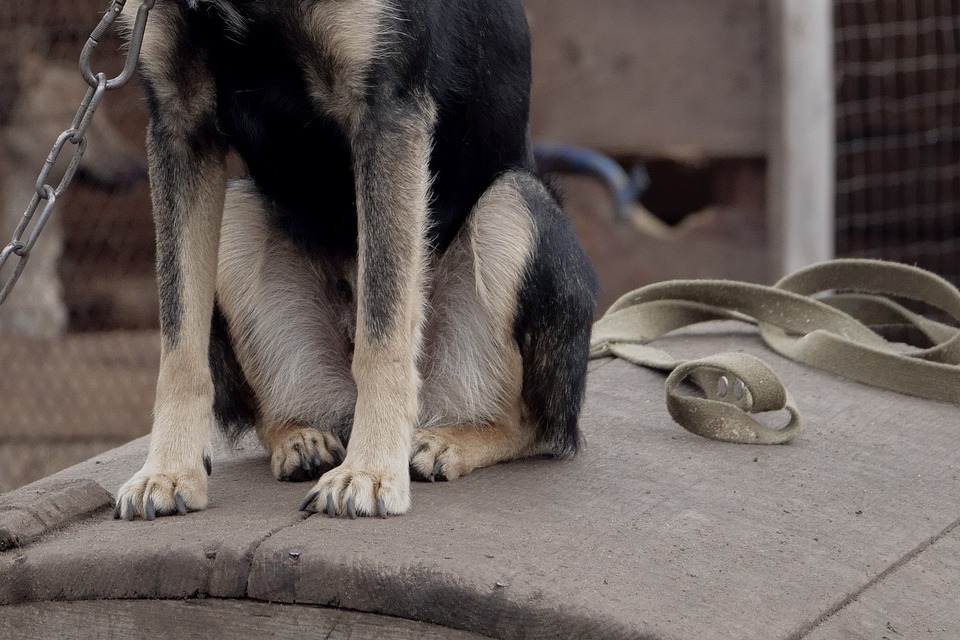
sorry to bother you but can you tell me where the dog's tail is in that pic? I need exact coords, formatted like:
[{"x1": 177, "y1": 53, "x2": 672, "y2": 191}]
[
  {"x1": 209, "y1": 301, "x2": 259, "y2": 442},
  {"x1": 513, "y1": 175, "x2": 599, "y2": 458}
]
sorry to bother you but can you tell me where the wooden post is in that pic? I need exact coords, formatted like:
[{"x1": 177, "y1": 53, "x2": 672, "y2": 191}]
[{"x1": 766, "y1": 0, "x2": 836, "y2": 277}]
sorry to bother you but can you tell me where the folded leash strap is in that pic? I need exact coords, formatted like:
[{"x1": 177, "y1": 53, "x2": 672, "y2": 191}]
[{"x1": 589, "y1": 259, "x2": 960, "y2": 444}]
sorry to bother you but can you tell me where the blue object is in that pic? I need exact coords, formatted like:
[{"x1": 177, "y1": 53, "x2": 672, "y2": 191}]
[{"x1": 534, "y1": 141, "x2": 648, "y2": 221}]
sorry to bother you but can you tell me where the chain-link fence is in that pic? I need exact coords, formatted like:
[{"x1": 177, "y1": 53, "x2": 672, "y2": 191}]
[
  {"x1": 0, "y1": 0, "x2": 157, "y2": 491},
  {"x1": 835, "y1": 0, "x2": 960, "y2": 285}
]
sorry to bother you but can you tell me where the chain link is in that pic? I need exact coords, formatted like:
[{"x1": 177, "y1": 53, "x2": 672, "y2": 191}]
[{"x1": 0, "y1": 0, "x2": 155, "y2": 306}]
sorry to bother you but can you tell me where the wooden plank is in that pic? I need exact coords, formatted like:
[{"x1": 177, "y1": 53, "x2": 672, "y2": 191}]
[
  {"x1": 0, "y1": 599, "x2": 488, "y2": 640},
  {"x1": 562, "y1": 175, "x2": 770, "y2": 312},
  {"x1": 765, "y1": 0, "x2": 835, "y2": 276},
  {"x1": 525, "y1": 0, "x2": 766, "y2": 157}
]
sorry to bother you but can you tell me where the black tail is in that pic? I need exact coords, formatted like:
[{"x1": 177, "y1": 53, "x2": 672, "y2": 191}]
[
  {"x1": 209, "y1": 300, "x2": 258, "y2": 442},
  {"x1": 513, "y1": 175, "x2": 598, "y2": 457}
]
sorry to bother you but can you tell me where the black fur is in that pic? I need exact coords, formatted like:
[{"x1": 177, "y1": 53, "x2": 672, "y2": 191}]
[
  {"x1": 513, "y1": 176, "x2": 599, "y2": 457},
  {"x1": 209, "y1": 301, "x2": 258, "y2": 442},
  {"x1": 140, "y1": 10, "x2": 227, "y2": 349},
  {"x1": 153, "y1": 0, "x2": 532, "y2": 257}
]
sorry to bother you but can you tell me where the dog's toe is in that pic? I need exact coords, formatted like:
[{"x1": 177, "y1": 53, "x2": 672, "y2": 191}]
[
  {"x1": 267, "y1": 426, "x2": 345, "y2": 481},
  {"x1": 300, "y1": 463, "x2": 410, "y2": 518},
  {"x1": 410, "y1": 431, "x2": 471, "y2": 482},
  {"x1": 115, "y1": 463, "x2": 209, "y2": 520}
]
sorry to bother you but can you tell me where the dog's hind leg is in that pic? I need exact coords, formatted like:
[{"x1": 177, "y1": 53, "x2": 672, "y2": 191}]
[
  {"x1": 410, "y1": 171, "x2": 598, "y2": 481},
  {"x1": 115, "y1": 7, "x2": 228, "y2": 520},
  {"x1": 215, "y1": 180, "x2": 354, "y2": 483}
]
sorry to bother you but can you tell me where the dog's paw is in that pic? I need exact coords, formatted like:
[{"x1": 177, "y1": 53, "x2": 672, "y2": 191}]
[
  {"x1": 266, "y1": 427, "x2": 346, "y2": 482},
  {"x1": 409, "y1": 430, "x2": 473, "y2": 482},
  {"x1": 114, "y1": 461, "x2": 209, "y2": 521},
  {"x1": 299, "y1": 463, "x2": 410, "y2": 518}
]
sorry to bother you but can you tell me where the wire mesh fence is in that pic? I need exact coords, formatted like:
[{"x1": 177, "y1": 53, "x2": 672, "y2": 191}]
[
  {"x1": 1, "y1": 1, "x2": 959, "y2": 492},
  {"x1": 0, "y1": 0, "x2": 157, "y2": 491},
  {"x1": 835, "y1": 0, "x2": 960, "y2": 285}
]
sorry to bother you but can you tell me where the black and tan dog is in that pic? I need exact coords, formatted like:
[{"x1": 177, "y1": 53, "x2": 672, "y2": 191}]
[{"x1": 114, "y1": 0, "x2": 597, "y2": 519}]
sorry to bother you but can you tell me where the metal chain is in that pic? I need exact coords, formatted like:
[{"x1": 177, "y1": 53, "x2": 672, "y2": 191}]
[{"x1": 0, "y1": 0, "x2": 155, "y2": 305}]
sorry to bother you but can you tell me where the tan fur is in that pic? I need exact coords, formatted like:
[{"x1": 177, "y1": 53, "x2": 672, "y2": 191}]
[
  {"x1": 112, "y1": 3, "x2": 567, "y2": 519},
  {"x1": 115, "y1": 8, "x2": 228, "y2": 519},
  {"x1": 418, "y1": 173, "x2": 535, "y2": 428},
  {"x1": 219, "y1": 171, "x2": 545, "y2": 492},
  {"x1": 411, "y1": 172, "x2": 544, "y2": 479},
  {"x1": 118, "y1": 156, "x2": 228, "y2": 518},
  {"x1": 410, "y1": 420, "x2": 541, "y2": 481},
  {"x1": 259, "y1": 425, "x2": 346, "y2": 480},
  {"x1": 309, "y1": 101, "x2": 437, "y2": 516},
  {"x1": 120, "y1": 2, "x2": 218, "y2": 145},
  {"x1": 301, "y1": 0, "x2": 397, "y2": 129}
]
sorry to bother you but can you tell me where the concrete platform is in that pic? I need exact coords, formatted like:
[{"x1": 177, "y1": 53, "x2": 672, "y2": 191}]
[{"x1": 1, "y1": 325, "x2": 958, "y2": 639}]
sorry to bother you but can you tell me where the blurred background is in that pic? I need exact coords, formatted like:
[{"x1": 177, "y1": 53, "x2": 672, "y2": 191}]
[{"x1": 1, "y1": 0, "x2": 958, "y2": 491}]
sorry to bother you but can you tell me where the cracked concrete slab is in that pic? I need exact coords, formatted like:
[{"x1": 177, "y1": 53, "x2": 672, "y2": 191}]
[{"x1": 0, "y1": 325, "x2": 958, "y2": 639}]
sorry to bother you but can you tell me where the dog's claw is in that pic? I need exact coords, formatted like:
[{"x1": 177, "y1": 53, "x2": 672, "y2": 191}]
[
  {"x1": 175, "y1": 492, "x2": 187, "y2": 516},
  {"x1": 326, "y1": 494, "x2": 336, "y2": 517},
  {"x1": 203, "y1": 454, "x2": 212, "y2": 477},
  {"x1": 409, "y1": 464, "x2": 431, "y2": 482},
  {"x1": 333, "y1": 448, "x2": 345, "y2": 465},
  {"x1": 145, "y1": 497, "x2": 156, "y2": 521},
  {"x1": 346, "y1": 497, "x2": 357, "y2": 520},
  {"x1": 433, "y1": 460, "x2": 444, "y2": 481},
  {"x1": 124, "y1": 498, "x2": 135, "y2": 521},
  {"x1": 377, "y1": 498, "x2": 388, "y2": 519},
  {"x1": 113, "y1": 501, "x2": 121, "y2": 520},
  {"x1": 299, "y1": 491, "x2": 318, "y2": 512}
]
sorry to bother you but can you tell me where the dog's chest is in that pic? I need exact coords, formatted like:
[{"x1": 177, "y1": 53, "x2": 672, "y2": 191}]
[
  {"x1": 166, "y1": 1, "x2": 389, "y2": 248},
  {"x1": 193, "y1": 0, "x2": 388, "y2": 128}
]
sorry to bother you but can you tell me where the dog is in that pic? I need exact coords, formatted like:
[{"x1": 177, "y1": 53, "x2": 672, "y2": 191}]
[
  {"x1": 114, "y1": 0, "x2": 597, "y2": 520},
  {"x1": 0, "y1": 53, "x2": 146, "y2": 337}
]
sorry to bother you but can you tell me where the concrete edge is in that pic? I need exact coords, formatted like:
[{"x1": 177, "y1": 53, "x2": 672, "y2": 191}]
[
  {"x1": 0, "y1": 598, "x2": 493, "y2": 639},
  {"x1": 246, "y1": 542, "x2": 648, "y2": 640},
  {"x1": 0, "y1": 479, "x2": 115, "y2": 552}
]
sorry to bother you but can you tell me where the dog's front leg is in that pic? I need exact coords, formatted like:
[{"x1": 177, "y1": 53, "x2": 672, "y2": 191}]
[
  {"x1": 116, "y1": 87, "x2": 227, "y2": 520},
  {"x1": 301, "y1": 99, "x2": 435, "y2": 518}
]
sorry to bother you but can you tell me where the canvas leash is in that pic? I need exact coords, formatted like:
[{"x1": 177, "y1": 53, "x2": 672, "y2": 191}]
[{"x1": 591, "y1": 259, "x2": 960, "y2": 444}]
